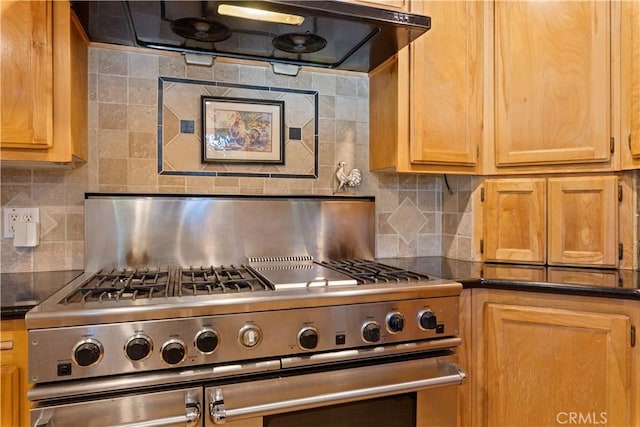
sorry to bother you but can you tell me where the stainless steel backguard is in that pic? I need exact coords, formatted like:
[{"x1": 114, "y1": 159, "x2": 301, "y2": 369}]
[{"x1": 84, "y1": 194, "x2": 375, "y2": 271}]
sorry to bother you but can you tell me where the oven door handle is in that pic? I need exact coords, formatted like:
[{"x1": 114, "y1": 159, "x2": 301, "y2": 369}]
[
  {"x1": 33, "y1": 405, "x2": 200, "y2": 427},
  {"x1": 209, "y1": 361, "x2": 466, "y2": 424},
  {"x1": 103, "y1": 402, "x2": 201, "y2": 427}
]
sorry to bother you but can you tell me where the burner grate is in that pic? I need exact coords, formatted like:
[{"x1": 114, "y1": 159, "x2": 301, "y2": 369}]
[
  {"x1": 62, "y1": 268, "x2": 171, "y2": 303},
  {"x1": 178, "y1": 265, "x2": 273, "y2": 296},
  {"x1": 319, "y1": 260, "x2": 429, "y2": 285}
]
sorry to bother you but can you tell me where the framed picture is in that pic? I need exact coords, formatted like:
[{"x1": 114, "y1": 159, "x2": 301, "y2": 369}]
[{"x1": 201, "y1": 96, "x2": 285, "y2": 164}]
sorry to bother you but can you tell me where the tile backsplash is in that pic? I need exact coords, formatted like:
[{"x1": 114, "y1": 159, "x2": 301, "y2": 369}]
[{"x1": 0, "y1": 46, "x2": 473, "y2": 273}]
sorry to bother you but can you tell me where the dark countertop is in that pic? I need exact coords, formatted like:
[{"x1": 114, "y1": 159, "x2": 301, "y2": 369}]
[
  {"x1": 378, "y1": 257, "x2": 640, "y2": 301},
  {"x1": 1, "y1": 270, "x2": 83, "y2": 319}
]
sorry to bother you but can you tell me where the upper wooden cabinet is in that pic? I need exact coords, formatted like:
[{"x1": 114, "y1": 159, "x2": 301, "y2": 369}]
[
  {"x1": 0, "y1": 0, "x2": 88, "y2": 165},
  {"x1": 482, "y1": 176, "x2": 620, "y2": 267},
  {"x1": 621, "y1": 0, "x2": 640, "y2": 169},
  {"x1": 369, "y1": 0, "x2": 483, "y2": 174},
  {"x1": 0, "y1": 1, "x2": 53, "y2": 150},
  {"x1": 369, "y1": 1, "x2": 626, "y2": 175},
  {"x1": 410, "y1": 1, "x2": 483, "y2": 169},
  {"x1": 489, "y1": 1, "x2": 614, "y2": 173}
]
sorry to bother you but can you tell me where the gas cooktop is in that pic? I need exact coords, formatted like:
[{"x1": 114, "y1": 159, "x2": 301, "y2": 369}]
[
  {"x1": 59, "y1": 259, "x2": 432, "y2": 304},
  {"x1": 27, "y1": 259, "x2": 458, "y2": 330}
]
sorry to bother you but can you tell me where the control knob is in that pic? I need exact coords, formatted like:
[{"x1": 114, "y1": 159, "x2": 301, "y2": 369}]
[
  {"x1": 195, "y1": 329, "x2": 219, "y2": 354},
  {"x1": 125, "y1": 335, "x2": 152, "y2": 361},
  {"x1": 161, "y1": 340, "x2": 186, "y2": 365},
  {"x1": 238, "y1": 324, "x2": 262, "y2": 348},
  {"x1": 298, "y1": 327, "x2": 319, "y2": 350},
  {"x1": 73, "y1": 339, "x2": 103, "y2": 367},
  {"x1": 386, "y1": 312, "x2": 405, "y2": 333},
  {"x1": 419, "y1": 310, "x2": 438, "y2": 330},
  {"x1": 362, "y1": 321, "x2": 381, "y2": 343}
]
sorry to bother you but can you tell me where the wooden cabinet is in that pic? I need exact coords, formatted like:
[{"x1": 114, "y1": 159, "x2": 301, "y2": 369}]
[
  {"x1": 467, "y1": 289, "x2": 639, "y2": 427},
  {"x1": 1, "y1": 366, "x2": 20, "y2": 426},
  {"x1": 547, "y1": 176, "x2": 619, "y2": 266},
  {"x1": 483, "y1": 178, "x2": 546, "y2": 264},
  {"x1": 621, "y1": 0, "x2": 640, "y2": 169},
  {"x1": 486, "y1": 0, "x2": 621, "y2": 174},
  {"x1": 487, "y1": 304, "x2": 629, "y2": 426},
  {"x1": 369, "y1": 0, "x2": 483, "y2": 174},
  {"x1": 369, "y1": 1, "x2": 625, "y2": 175},
  {"x1": 489, "y1": 0, "x2": 614, "y2": 173},
  {"x1": 482, "y1": 176, "x2": 620, "y2": 267},
  {"x1": 0, "y1": 318, "x2": 30, "y2": 427},
  {"x1": 0, "y1": 1, "x2": 53, "y2": 150},
  {"x1": 0, "y1": 0, "x2": 88, "y2": 165}
]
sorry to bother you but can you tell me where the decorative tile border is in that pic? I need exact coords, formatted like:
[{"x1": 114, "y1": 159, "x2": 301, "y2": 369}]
[{"x1": 157, "y1": 77, "x2": 319, "y2": 179}]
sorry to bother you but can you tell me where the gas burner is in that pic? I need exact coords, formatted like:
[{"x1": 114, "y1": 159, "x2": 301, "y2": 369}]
[
  {"x1": 178, "y1": 265, "x2": 273, "y2": 296},
  {"x1": 62, "y1": 268, "x2": 170, "y2": 303},
  {"x1": 320, "y1": 260, "x2": 430, "y2": 284},
  {"x1": 272, "y1": 32, "x2": 327, "y2": 54},
  {"x1": 171, "y1": 17, "x2": 232, "y2": 43}
]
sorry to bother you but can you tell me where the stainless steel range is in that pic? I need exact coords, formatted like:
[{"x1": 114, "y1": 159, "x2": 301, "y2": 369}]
[{"x1": 27, "y1": 194, "x2": 465, "y2": 427}]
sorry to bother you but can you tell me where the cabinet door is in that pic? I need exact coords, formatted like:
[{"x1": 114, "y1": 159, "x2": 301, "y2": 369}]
[
  {"x1": 1, "y1": 319, "x2": 30, "y2": 427},
  {"x1": 494, "y1": 1, "x2": 610, "y2": 167},
  {"x1": 628, "y1": 0, "x2": 640, "y2": 161},
  {"x1": 410, "y1": 1, "x2": 482, "y2": 167},
  {"x1": 0, "y1": 0, "x2": 53, "y2": 148},
  {"x1": 547, "y1": 176, "x2": 618, "y2": 267},
  {"x1": 484, "y1": 303, "x2": 631, "y2": 427},
  {"x1": 0, "y1": 366, "x2": 20, "y2": 427},
  {"x1": 483, "y1": 178, "x2": 546, "y2": 264}
]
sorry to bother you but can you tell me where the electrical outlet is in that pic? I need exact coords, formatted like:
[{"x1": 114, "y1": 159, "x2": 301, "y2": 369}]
[{"x1": 3, "y1": 208, "x2": 40, "y2": 238}]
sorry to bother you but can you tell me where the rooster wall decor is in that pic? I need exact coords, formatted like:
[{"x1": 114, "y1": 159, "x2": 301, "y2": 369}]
[{"x1": 335, "y1": 161, "x2": 362, "y2": 193}]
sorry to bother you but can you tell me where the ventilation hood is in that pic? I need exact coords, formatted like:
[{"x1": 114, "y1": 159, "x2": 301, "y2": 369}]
[{"x1": 71, "y1": 1, "x2": 430, "y2": 73}]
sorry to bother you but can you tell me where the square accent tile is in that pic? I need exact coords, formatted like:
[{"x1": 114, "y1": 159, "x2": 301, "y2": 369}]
[
  {"x1": 180, "y1": 120, "x2": 195, "y2": 134},
  {"x1": 387, "y1": 197, "x2": 428, "y2": 243},
  {"x1": 289, "y1": 127, "x2": 302, "y2": 140}
]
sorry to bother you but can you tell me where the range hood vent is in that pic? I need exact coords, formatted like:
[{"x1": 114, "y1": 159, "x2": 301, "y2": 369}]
[{"x1": 71, "y1": 1, "x2": 431, "y2": 73}]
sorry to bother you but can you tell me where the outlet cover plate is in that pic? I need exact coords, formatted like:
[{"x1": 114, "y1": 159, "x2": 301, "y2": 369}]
[{"x1": 3, "y1": 207, "x2": 40, "y2": 238}]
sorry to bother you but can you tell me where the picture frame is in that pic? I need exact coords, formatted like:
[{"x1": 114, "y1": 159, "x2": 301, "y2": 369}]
[{"x1": 201, "y1": 96, "x2": 285, "y2": 164}]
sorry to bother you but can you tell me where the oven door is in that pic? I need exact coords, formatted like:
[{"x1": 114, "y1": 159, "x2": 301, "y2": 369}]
[
  {"x1": 206, "y1": 354, "x2": 465, "y2": 427},
  {"x1": 30, "y1": 387, "x2": 202, "y2": 427}
]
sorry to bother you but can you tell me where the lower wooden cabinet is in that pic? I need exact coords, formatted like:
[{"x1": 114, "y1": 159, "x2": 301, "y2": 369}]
[
  {"x1": 0, "y1": 318, "x2": 30, "y2": 427},
  {"x1": 1, "y1": 365, "x2": 20, "y2": 426},
  {"x1": 463, "y1": 289, "x2": 639, "y2": 427}
]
